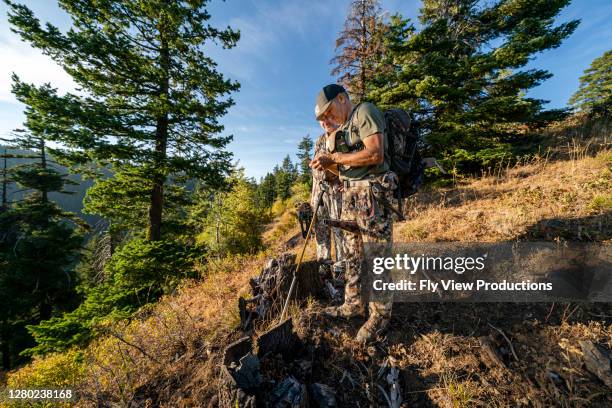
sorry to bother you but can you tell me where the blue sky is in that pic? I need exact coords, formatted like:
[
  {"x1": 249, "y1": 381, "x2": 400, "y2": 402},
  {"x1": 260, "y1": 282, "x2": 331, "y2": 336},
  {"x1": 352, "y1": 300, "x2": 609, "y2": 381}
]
[{"x1": 0, "y1": 0, "x2": 610, "y2": 179}]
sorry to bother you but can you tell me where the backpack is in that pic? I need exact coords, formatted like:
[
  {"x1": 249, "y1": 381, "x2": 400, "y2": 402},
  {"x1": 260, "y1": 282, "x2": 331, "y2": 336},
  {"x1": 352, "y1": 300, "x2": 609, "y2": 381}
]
[
  {"x1": 341, "y1": 104, "x2": 425, "y2": 201},
  {"x1": 383, "y1": 108, "x2": 425, "y2": 199}
]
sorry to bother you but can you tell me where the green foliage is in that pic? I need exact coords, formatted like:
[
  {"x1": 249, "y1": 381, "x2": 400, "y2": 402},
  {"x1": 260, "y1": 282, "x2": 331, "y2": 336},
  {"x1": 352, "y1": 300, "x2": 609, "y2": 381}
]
[
  {"x1": 569, "y1": 50, "x2": 611, "y2": 115},
  {"x1": 25, "y1": 238, "x2": 199, "y2": 355},
  {"x1": 6, "y1": 0, "x2": 240, "y2": 240},
  {"x1": 288, "y1": 182, "x2": 312, "y2": 207},
  {"x1": 296, "y1": 135, "x2": 314, "y2": 186},
  {"x1": 6, "y1": 349, "x2": 84, "y2": 408},
  {"x1": 83, "y1": 165, "x2": 193, "y2": 236},
  {"x1": 256, "y1": 131, "x2": 319, "y2": 211},
  {"x1": 275, "y1": 155, "x2": 299, "y2": 200},
  {"x1": 257, "y1": 172, "x2": 277, "y2": 209},
  {"x1": 444, "y1": 145, "x2": 513, "y2": 175},
  {"x1": 0, "y1": 134, "x2": 84, "y2": 369},
  {"x1": 369, "y1": 0, "x2": 579, "y2": 173},
  {"x1": 13, "y1": 167, "x2": 64, "y2": 194},
  {"x1": 196, "y1": 169, "x2": 265, "y2": 257}
]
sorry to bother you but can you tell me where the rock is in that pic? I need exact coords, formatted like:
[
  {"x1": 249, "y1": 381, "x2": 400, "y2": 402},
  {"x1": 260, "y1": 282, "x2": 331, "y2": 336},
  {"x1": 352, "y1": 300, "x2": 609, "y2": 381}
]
[
  {"x1": 232, "y1": 353, "x2": 262, "y2": 390},
  {"x1": 239, "y1": 297, "x2": 250, "y2": 330},
  {"x1": 257, "y1": 318, "x2": 296, "y2": 359},
  {"x1": 309, "y1": 383, "x2": 336, "y2": 407},
  {"x1": 223, "y1": 337, "x2": 252, "y2": 366},
  {"x1": 270, "y1": 376, "x2": 308, "y2": 407},
  {"x1": 222, "y1": 337, "x2": 262, "y2": 391},
  {"x1": 386, "y1": 367, "x2": 402, "y2": 408},
  {"x1": 294, "y1": 359, "x2": 312, "y2": 376},
  {"x1": 579, "y1": 340, "x2": 612, "y2": 387}
]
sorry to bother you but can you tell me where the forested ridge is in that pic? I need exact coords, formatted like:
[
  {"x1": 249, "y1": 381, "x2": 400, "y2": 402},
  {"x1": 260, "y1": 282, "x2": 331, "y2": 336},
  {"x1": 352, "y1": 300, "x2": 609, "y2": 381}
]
[{"x1": 0, "y1": 0, "x2": 610, "y2": 406}]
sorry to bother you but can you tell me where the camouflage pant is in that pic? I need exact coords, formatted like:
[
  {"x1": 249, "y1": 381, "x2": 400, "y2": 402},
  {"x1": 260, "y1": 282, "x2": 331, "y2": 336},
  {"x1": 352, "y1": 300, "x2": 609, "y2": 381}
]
[
  {"x1": 341, "y1": 172, "x2": 397, "y2": 320},
  {"x1": 312, "y1": 181, "x2": 344, "y2": 262}
]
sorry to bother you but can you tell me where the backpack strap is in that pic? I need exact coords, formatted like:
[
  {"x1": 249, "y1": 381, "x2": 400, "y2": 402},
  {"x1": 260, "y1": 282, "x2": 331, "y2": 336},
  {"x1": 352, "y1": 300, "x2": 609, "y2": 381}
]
[{"x1": 344, "y1": 102, "x2": 364, "y2": 152}]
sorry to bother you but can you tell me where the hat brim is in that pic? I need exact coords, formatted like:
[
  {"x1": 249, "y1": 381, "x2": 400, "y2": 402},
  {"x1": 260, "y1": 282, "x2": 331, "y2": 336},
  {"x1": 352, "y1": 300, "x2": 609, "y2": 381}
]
[{"x1": 315, "y1": 100, "x2": 333, "y2": 120}]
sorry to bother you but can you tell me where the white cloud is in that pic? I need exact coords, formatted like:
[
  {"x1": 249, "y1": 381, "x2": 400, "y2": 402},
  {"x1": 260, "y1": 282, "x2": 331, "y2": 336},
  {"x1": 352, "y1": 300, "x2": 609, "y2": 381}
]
[
  {"x1": 0, "y1": 26, "x2": 76, "y2": 103},
  {"x1": 209, "y1": 0, "x2": 346, "y2": 80}
]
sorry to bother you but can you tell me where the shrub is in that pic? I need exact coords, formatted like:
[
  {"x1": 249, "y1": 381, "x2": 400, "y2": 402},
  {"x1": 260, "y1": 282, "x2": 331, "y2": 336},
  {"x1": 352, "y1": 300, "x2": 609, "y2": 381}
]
[
  {"x1": 24, "y1": 239, "x2": 199, "y2": 355},
  {"x1": 5, "y1": 349, "x2": 84, "y2": 408}
]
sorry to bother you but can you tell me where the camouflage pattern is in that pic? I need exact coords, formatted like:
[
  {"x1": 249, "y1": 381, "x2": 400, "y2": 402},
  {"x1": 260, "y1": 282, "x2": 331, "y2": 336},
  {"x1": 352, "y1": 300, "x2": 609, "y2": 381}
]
[
  {"x1": 341, "y1": 171, "x2": 398, "y2": 325},
  {"x1": 312, "y1": 134, "x2": 345, "y2": 263}
]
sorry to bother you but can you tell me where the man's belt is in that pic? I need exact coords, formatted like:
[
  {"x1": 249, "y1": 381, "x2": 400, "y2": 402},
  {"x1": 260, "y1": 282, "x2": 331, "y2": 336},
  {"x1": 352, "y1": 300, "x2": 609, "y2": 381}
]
[{"x1": 342, "y1": 176, "x2": 376, "y2": 189}]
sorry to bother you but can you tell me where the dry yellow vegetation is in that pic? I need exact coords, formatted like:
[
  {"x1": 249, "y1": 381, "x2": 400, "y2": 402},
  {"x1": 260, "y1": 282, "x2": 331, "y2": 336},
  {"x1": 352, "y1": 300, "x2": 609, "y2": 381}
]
[{"x1": 2, "y1": 133, "x2": 610, "y2": 407}]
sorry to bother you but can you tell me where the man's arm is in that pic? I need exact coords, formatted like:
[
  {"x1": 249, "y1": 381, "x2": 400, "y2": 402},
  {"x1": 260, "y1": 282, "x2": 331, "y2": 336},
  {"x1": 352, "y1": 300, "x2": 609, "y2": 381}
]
[{"x1": 310, "y1": 132, "x2": 384, "y2": 171}]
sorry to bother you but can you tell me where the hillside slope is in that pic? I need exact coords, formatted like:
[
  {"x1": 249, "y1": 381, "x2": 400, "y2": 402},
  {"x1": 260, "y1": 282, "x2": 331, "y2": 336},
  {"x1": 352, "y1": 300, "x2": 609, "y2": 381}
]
[{"x1": 3, "y1": 147, "x2": 610, "y2": 407}]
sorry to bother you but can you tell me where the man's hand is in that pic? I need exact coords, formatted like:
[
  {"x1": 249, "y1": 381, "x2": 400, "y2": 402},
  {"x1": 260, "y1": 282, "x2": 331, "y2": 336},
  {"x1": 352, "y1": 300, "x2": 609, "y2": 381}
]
[{"x1": 310, "y1": 153, "x2": 336, "y2": 171}]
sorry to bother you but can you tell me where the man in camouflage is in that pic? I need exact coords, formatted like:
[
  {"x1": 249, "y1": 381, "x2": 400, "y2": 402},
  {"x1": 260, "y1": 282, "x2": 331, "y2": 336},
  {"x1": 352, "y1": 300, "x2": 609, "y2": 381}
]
[
  {"x1": 311, "y1": 127, "x2": 344, "y2": 267},
  {"x1": 310, "y1": 84, "x2": 397, "y2": 343}
]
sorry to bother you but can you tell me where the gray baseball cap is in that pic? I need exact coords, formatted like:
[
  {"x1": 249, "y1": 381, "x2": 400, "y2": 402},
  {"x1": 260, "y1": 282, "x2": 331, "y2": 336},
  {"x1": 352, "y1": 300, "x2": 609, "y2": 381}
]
[{"x1": 315, "y1": 84, "x2": 346, "y2": 119}]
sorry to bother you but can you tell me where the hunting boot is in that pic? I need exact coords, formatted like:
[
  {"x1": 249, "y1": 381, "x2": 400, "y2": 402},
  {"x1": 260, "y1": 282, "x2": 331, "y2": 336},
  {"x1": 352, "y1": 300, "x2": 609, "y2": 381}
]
[{"x1": 355, "y1": 306, "x2": 391, "y2": 343}]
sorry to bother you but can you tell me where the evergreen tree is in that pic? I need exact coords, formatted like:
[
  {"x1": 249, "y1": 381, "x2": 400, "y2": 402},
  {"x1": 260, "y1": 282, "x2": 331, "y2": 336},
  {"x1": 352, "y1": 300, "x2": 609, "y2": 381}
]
[
  {"x1": 296, "y1": 135, "x2": 313, "y2": 185},
  {"x1": 257, "y1": 172, "x2": 277, "y2": 209},
  {"x1": 569, "y1": 50, "x2": 611, "y2": 115},
  {"x1": 275, "y1": 155, "x2": 298, "y2": 200},
  {"x1": 6, "y1": 0, "x2": 240, "y2": 241},
  {"x1": 370, "y1": 0, "x2": 579, "y2": 173},
  {"x1": 0, "y1": 132, "x2": 83, "y2": 368},
  {"x1": 82, "y1": 165, "x2": 193, "y2": 236},
  {"x1": 331, "y1": 0, "x2": 387, "y2": 102},
  {"x1": 25, "y1": 237, "x2": 199, "y2": 355}
]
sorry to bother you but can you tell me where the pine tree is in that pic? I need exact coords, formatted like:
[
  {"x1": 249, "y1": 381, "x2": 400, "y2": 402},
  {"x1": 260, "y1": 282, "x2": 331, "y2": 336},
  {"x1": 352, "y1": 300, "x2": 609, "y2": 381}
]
[
  {"x1": 569, "y1": 50, "x2": 611, "y2": 115},
  {"x1": 275, "y1": 155, "x2": 298, "y2": 200},
  {"x1": 0, "y1": 132, "x2": 83, "y2": 368},
  {"x1": 331, "y1": 0, "x2": 387, "y2": 102},
  {"x1": 257, "y1": 172, "x2": 277, "y2": 209},
  {"x1": 370, "y1": 0, "x2": 579, "y2": 173},
  {"x1": 296, "y1": 135, "x2": 313, "y2": 185},
  {"x1": 82, "y1": 164, "x2": 192, "y2": 236},
  {"x1": 6, "y1": 0, "x2": 240, "y2": 241}
]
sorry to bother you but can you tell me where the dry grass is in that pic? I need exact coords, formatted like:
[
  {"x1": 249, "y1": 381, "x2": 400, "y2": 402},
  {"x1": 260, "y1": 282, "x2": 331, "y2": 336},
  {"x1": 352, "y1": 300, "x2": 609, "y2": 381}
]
[
  {"x1": 396, "y1": 149, "x2": 611, "y2": 242},
  {"x1": 4, "y1": 128, "x2": 610, "y2": 407},
  {"x1": 72, "y1": 253, "x2": 268, "y2": 407},
  {"x1": 67, "y1": 145, "x2": 612, "y2": 406}
]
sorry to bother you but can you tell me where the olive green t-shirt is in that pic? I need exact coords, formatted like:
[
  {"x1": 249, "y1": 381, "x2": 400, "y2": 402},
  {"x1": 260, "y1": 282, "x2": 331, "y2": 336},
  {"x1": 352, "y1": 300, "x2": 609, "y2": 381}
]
[{"x1": 338, "y1": 102, "x2": 389, "y2": 181}]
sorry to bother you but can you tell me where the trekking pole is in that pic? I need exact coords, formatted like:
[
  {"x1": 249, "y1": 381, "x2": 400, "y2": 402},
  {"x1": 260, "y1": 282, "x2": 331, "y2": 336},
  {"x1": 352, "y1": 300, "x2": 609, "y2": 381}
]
[{"x1": 280, "y1": 181, "x2": 328, "y2": 321}]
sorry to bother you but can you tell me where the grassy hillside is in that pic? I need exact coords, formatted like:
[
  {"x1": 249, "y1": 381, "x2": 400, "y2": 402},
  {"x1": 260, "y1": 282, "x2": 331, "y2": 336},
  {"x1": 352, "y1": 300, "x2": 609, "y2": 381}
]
[{"x1": 2, "y1": 134, "x2": 610, "y2": 407}]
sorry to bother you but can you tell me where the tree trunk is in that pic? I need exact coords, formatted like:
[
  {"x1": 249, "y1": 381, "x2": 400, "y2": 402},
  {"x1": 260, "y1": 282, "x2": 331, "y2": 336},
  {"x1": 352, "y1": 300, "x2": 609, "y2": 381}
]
[
  {"x1": 1, "y1": 325, "x2": 10, "y2": 370},
  {"x1": 148, "y1": 40, "x2": 170, "y2": 241},
  {"x1": 359, "y1": 2, "x2": 367, "y2": 103},
  {"x1": 1, "y1": 148, "x2": 7, "y2": 212},
  {"x1": 39, "y1": 301, "x2": 52, "y2": 321},
  {"x1": 40, "y1": 138, "x2": 48, "y2": 204},
  {"x1": 1, "y1": 341, "x2": 9, "y2": 370},
  {"x1": 148, "y1": 166, "x2": 165, "y2": 241}
]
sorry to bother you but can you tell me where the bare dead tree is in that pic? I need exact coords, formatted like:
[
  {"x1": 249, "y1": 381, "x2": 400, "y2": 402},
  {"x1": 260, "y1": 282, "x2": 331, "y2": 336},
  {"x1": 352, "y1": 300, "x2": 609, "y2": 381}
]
[{"x1": 330, "y1": 0, "x2": 387, "y2": 102}]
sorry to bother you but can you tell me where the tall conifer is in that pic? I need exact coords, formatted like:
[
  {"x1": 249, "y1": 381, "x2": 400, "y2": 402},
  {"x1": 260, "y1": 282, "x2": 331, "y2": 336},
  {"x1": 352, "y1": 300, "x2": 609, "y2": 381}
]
[{"x1": 6, "y1": 0, "x2": 240, "y2": 240}]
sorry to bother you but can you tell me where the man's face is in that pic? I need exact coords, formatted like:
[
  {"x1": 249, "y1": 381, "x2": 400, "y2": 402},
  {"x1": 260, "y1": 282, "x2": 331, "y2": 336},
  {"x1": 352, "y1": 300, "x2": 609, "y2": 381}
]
[
  {"x1": 318, "y1": 118, "x2": 338, "y2": 135},
  {"x1": 318, "y1": 94, "x2": 348, "y2": 131}
]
